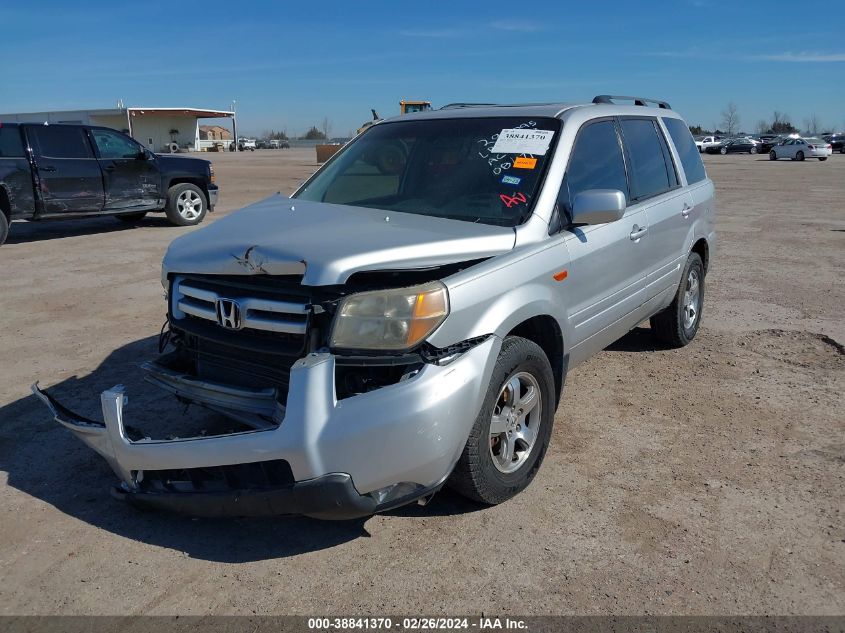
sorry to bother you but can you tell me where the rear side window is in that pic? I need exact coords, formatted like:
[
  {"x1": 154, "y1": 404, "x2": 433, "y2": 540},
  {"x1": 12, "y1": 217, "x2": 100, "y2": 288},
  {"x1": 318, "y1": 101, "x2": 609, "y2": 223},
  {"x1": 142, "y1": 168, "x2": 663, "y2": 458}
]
[
  {"x1": 31, "y1": 126, "x2": 93, "y2": 159},
  {"x1": 558, "y1": 119, "x2": 628, "y2": 216},
  {"x1": 662, "y1": 118, "x2": 706, "y2": 184},
  {"x1": 619, "y1": 118, "x2": 677, "y2": 201},
  {"x1": 0, "y1": 126, "x2": 25, "y2": 157}
]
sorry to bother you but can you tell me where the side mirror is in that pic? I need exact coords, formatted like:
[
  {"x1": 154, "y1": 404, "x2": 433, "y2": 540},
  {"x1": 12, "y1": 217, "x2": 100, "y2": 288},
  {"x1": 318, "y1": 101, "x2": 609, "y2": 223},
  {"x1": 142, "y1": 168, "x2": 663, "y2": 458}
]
[
  {"x1": 139, "y1": 148, "x2": 153, "y2": 160},
  {"x1": 571, "y1": 189, "x2": 626, "y2": 225}
]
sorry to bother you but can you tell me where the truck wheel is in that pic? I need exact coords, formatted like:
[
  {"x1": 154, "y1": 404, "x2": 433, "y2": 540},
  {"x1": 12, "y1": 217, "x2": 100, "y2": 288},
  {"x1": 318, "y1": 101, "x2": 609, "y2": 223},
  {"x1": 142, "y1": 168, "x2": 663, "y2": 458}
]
[
  {"x1": 448, "y1": 336, "x2": 556, "y2": 505},
  {"x1": 0, "y1": 212, "x2": 8, "y2": 246},
  {"x1": 165, "y1": 183, "x2": 207, "y2": 226},
  {"x1": 115, "y1": 211, "x2": 148, "y2": 223},
  {"x1": 650, "y1": 252, "x2": 704, "y2": 347}
]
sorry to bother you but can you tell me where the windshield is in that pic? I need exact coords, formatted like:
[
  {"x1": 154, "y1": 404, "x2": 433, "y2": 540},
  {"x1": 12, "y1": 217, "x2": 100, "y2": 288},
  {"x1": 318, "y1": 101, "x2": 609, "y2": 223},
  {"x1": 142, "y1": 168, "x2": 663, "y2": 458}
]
[{"x1": 294, "y1": 117, "x2": 561, "y2": 227}]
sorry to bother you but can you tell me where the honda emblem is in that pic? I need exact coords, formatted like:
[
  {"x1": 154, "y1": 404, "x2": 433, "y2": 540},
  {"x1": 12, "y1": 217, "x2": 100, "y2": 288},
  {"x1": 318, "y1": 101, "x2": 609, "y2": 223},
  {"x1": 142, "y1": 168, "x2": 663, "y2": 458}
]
[{"x1": 215, "y1": 298, "x2": 243, "y2": 330}]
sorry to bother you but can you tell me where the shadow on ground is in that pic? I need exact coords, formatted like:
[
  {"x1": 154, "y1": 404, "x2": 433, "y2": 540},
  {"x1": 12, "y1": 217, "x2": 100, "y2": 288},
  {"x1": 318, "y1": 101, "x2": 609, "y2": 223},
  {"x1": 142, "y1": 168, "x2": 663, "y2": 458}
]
[
  {"x1": 7, "y1": 216, "x2": 173, "y2": 245},
  {"x1": 0, "y1": 335, "x2": 481, "y2": 562}
]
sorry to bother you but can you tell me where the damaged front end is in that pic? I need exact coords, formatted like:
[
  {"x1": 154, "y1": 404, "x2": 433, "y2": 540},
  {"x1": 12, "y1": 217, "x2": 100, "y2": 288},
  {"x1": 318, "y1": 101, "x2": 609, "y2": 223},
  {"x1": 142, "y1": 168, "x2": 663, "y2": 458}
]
[{"x1": 34, "y1": 265, "x2": 500, "y2": 520}]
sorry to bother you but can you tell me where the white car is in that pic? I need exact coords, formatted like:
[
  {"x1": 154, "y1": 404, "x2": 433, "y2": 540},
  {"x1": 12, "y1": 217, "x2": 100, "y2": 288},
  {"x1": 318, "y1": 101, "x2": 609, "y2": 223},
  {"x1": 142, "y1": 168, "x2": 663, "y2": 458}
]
[
  {"x1": 695, "y1": 135, "x2": 723, "y2": 152},
  {"x1": 769, "y1": 137, "x2": 832, "y2": 161}
]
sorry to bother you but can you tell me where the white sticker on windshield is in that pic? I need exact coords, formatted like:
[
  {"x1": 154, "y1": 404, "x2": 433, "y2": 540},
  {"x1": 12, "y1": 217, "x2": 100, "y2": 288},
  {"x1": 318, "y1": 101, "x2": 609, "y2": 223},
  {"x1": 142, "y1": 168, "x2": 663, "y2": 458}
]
[{"x1": 490, "y1": 129, "x2": 555, "y2": 155}]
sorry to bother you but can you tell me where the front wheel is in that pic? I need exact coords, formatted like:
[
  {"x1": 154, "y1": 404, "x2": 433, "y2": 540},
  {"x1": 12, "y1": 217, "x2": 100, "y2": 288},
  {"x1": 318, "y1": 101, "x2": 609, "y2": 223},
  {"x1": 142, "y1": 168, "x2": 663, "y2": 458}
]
[
  {"x1": 769, "y1": 150, "x2": 777, "y2": 160},
  {"x1": 448, "y1": 336, "x2": 556, "y2": 505},
  {"x1": 720, "y1": 147, "x2": 727, "y2": 155},
  {"x1": 819, "y1": 157, "x2": 827, "y2": 162},
  {"x1": 650, "y1": 252, "x2": 704, "y2": 347},
  {"x1": 796, "y1": 151, "x2": 805, "y2": 161},
  {"x1": 751, "y1": 145, "x2": 758, "y2": 154},
  {"x1": 165, "y1": 183, "x2": 208, "y2": 226}
]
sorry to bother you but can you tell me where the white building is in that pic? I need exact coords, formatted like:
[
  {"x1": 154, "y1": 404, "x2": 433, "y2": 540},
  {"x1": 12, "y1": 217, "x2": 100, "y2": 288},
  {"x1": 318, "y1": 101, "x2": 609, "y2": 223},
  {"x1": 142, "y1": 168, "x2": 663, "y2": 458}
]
[{"x1": 0, "y1": 106, "x2": 236, "y2": 153}]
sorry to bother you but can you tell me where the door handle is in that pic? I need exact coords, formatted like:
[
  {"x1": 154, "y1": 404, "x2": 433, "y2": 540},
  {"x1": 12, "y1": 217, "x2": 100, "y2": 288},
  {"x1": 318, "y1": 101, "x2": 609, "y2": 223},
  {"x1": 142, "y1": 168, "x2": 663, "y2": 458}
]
[
  {"x1": 102, "y1": 164, "x2": 116, "y2": 171},
  {"x1": 630, "y1": 225, "x2": 648, "y2": 240},
  {"x1": 40, "y1": 166, "x2": 56, "y2": 172},
  {"x1": 682, "y1": 203, "x2": 691, "y2": 218}
]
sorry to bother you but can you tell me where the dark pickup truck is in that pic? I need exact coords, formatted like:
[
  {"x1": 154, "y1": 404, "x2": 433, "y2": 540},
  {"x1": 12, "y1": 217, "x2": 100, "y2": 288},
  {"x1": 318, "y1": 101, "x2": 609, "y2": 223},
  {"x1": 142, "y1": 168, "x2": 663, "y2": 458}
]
[{"x1": 0, "y1": 122, "x2": 218, "y2": 245}]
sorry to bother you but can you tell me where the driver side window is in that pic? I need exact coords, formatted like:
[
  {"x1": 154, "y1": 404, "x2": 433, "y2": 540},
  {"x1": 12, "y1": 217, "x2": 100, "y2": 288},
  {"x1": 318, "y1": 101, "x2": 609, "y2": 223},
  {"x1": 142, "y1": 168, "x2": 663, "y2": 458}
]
[
  {"x1": 555, "y1": 119, "x2": 628, "y2": 229},
  {"x1": 91, "y1": 129, "x2": 142, "y2": 159}
]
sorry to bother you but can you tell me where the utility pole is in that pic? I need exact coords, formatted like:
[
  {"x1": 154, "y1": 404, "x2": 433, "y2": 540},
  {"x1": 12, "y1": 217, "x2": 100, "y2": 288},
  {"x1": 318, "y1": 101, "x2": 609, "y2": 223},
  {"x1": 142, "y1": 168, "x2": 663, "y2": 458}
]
[{"x1": 231, "y1": 99, "x2": 238, "y2": 151}]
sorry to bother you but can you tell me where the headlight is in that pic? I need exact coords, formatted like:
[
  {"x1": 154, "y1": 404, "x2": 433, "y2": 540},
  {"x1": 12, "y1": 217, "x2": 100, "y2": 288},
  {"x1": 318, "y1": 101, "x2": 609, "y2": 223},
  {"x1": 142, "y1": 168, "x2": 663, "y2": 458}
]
[{"x1": 330, "y1": 281, "x2": 449, "y2": 351}]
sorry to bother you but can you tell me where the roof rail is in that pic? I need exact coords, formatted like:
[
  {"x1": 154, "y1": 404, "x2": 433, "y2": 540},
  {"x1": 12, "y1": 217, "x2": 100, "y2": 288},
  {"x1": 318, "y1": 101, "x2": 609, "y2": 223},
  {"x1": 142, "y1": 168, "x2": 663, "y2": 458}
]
[
  {"x1": 439, "y1": 103, "x2": 499, "y2": 110},
  {"x1": 592, "y1": 95, "x2": 671, "y2": 109}
]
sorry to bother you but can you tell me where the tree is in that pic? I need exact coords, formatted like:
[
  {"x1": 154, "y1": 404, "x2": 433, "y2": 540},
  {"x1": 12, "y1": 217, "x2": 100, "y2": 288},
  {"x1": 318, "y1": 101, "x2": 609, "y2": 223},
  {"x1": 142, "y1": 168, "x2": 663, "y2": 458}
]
[
  {"x1": 756, "y1": 119, "x2": 769, "y2": 134},
  {"x1": 689, "y1": 124, "x2": 706, "y2": 135},
  {"x1": 321, "y1": 117, "x2": 331, "y2": 141},
  {"x1": 807, "y1": 113, "x2": 821, "y2": 135},
  {"x1": 302, "y1": 126, "x2": 326, "y2": 140},
  {"x1": 771, "y1": 111, "x2": 797, "y2": 134},
  {"x1": 721, "y1": 102, "x2": 740, "y2": 135}
]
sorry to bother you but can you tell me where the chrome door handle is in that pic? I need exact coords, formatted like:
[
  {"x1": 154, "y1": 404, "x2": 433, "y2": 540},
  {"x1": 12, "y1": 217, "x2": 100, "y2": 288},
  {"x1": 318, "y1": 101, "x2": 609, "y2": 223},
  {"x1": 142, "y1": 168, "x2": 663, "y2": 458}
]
[
  {"x1": 630, "y1": 225, "x2": 648, "y2": 240},
  {"x1": 682, "y1": 203, "x2": 691, "y2": 218}
]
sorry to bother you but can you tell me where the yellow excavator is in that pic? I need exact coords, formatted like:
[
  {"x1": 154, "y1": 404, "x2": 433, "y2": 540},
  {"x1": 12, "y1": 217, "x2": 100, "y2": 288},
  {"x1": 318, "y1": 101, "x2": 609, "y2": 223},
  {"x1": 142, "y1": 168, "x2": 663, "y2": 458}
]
[{"x1": 357, "y1": 99, "x2": 432, "y2": 135}]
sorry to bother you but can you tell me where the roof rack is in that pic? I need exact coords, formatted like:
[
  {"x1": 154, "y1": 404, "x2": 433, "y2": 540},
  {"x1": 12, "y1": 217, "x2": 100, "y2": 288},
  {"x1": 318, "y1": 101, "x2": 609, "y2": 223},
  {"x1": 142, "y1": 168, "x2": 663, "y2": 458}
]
[
  {"x1": 439, "y1": 103, "x2": 499, "y2": 110},
  {"x1": 592, "y1": 95, "x2": 671, "y2": 109}
]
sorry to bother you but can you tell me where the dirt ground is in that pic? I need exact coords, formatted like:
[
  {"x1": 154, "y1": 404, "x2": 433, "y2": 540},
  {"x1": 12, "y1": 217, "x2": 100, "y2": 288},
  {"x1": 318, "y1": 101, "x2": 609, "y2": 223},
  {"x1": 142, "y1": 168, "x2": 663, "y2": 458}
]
[{"x1": 0, "y1": 149, "x2": 842, "y2": 615}]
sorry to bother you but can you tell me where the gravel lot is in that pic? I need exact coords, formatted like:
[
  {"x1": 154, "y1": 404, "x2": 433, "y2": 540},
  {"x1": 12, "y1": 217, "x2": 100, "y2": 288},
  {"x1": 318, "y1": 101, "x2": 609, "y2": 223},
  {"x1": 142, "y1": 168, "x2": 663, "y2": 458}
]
[{"x1": 0, "y1": 149, "x2": 842, "y2": 615}]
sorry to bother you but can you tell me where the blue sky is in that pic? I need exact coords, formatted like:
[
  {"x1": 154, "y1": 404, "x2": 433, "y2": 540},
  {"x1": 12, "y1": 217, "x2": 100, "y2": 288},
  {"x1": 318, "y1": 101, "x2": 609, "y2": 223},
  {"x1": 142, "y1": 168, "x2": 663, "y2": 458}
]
[{"x1": 2, "y1": 0, "x2": 844, "y2": 136}]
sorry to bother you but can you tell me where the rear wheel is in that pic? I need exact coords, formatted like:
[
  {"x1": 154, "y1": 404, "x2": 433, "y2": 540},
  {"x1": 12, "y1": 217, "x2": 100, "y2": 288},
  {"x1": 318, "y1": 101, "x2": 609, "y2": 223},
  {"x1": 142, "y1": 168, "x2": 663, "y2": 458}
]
[
  {"x1": 720, "y1": 147, "x2": 727, "y2": 155},
  {"x1": 769, "y1": 150, "x2": 777, "y2": 160},
  {"x1": 0, "y1": 211, "x2": 8, "y2": 246},
  {"x1": 165, "y1": 183, "x2": 207, "y2": 226},
  {"x1": 819, "y1": 157, "x2": 827, "y2": 162},
  {"x1": 448, "y1": 336, "x2": 556, "y2": 505},
  {"x1": 750, "y1": 145, "x2": 758, "y2": 154},
  {"x1": 115, "y1": 211, "x2": 147, "y2": 223},
  {"x1": 796, "y1": 151, "x2": 805, "y2": 161},
  {"x1": 650, "y1": 252, "x2": 704, "y2": 348}
]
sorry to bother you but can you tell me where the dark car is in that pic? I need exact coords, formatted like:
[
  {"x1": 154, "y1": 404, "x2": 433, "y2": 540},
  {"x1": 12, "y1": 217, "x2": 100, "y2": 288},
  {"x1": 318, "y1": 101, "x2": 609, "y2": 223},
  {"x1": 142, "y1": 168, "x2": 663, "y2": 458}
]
[
  {"x1": 705, "y1": 138, "x2": 759, "y2": 154},
  {"x1": 0, "y1": 123, "x2": 217, "y2": 245},
  {"x1": 760, "y1": 135, "x2": 787, "y2": 153},
  {"x1": 823, "y1": 133, "x2": 845, "y2": 154}
]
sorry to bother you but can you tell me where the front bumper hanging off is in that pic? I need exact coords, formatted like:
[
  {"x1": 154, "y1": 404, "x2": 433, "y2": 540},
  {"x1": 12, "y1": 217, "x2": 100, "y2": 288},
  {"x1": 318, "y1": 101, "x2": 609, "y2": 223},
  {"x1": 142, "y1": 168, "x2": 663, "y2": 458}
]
[{"x1": 32, "y1": 337, "x2": 500, "y2": 519}]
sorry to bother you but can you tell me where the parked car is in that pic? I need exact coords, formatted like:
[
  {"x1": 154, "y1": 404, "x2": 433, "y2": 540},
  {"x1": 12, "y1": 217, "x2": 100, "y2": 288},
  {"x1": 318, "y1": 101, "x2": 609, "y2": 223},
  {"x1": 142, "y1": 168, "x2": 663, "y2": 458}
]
[
  {"x1": 230, "y1": 137, "x2": 256, "y2": 151},
  {"x1": 268, "y1": 139, "x2": 290, "y2": 149},
  {"x1": 822, "y1": 133, "x2": 845, "y2": 154},
  {"x1": 705, "y1": 138, "x2": 759, "y2": 154},
  {"x1": 695, "y1": 135, "x2": 722, "y2": 152},
  {"x1": 769, "y1": 137, "x2": 832, "y2": 161},
  {"x1": 759, "y1": 135, "x2": 786, "y2": 153},
  {"x1": 36, "y1": 95, "x2": 715, "y2": 519},
  {"x1": 0, "y1": 123, "x2": 217, "y2": 244}
]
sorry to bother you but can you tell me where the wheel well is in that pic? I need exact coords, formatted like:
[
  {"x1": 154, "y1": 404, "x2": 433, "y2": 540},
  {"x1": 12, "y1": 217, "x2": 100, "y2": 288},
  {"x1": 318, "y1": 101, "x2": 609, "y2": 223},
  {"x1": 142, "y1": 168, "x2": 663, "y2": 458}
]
[
  {"x1": 506, "y1": 315, "x2": 565, "y2": 406},
  {"x1": 168, "y1": 178, "x2": 207, "y2": 197},
  {"x1": 692, "y1": 238, "x2": 709, "y2": 274}
]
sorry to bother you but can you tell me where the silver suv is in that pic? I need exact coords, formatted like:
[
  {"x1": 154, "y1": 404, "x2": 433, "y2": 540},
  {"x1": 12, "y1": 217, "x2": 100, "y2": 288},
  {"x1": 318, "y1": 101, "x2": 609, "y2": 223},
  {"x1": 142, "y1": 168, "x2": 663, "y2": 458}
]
[{"x1": 35, "y1": 95, "x2": 715, "y2": 519}]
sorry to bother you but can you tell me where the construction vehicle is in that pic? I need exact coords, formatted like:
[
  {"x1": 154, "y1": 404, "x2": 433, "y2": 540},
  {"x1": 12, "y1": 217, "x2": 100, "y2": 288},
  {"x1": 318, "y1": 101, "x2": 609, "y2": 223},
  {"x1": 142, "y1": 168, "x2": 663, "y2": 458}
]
[{"x1": 357, "y1": 100, "x2": 432, "y2": 135}]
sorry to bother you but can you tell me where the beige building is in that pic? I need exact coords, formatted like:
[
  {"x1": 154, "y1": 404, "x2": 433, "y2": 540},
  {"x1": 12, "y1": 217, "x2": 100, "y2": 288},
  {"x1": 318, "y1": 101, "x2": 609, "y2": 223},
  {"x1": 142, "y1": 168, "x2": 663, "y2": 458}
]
[{"x1": 199, "y1": 125, "x2": 232, "y2": 141}]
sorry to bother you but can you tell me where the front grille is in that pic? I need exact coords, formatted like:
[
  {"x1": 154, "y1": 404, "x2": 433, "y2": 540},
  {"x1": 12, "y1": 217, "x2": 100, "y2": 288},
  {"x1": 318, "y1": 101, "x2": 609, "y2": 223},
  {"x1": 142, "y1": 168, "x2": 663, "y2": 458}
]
[
  {"x1": 168, "y1": 274, "x2": 317, "y2": 401},
  {"x1": 138, "y1": 459, "x2": 295, "y2": 494}
]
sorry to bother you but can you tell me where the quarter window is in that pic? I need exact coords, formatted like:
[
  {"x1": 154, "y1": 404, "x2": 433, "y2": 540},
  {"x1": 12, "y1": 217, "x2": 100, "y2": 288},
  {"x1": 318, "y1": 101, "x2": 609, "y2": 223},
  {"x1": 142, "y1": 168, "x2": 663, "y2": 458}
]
[
  {"x1": 663, "y1": 117, "x2": 706, "y2": 184},
  {"x1": 558, "y1": 119, "x2": 628, "y2": 219},
  {"x1": 0, "y1": 126, "x2": 24, "y2": 157},
  {"x1": 31, "y1": 126, "x2": 93, "y2": 159},
  {"x1": 619, "y1": 118, "x2": 676, "y2": 201}
]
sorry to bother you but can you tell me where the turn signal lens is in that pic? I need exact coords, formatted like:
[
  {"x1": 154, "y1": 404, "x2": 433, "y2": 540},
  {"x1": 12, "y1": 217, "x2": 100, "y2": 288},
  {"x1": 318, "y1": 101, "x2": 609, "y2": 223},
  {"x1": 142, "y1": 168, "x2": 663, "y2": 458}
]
[{"x1": 330, "y1": 282, "x2": 449, "y2": 351}]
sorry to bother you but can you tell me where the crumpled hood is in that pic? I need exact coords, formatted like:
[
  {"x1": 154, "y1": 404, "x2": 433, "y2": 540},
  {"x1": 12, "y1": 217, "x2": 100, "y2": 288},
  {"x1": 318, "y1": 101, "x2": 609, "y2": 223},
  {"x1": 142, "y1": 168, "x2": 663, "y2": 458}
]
[{"x1": 162, "y1": 195, "x2": 516, "y2": 286}]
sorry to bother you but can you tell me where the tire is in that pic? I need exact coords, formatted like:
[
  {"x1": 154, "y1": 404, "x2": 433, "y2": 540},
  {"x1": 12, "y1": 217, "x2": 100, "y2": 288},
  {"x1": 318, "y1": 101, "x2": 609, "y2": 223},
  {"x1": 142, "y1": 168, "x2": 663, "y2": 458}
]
[
  {"x1": 115, "y1": 211, "x2": 148, "y2": 223},
  {"x1": 0, "y1": 211, "x2": 8, "y2": 246},
  {"x1": 840, "y1": 147, "x2": 845, "y2": 154},
  {"x1": 720, "y1": 147, "x2": 727, "y2": 155},
  {"x1": 769, "y1": 150, "x2": 777, "y2": 161},
  {"x1": 796, "y1": 151, "x2": 805, "y2": 161},
  {"x1": 751, "y1": 145, "x2": 758, "y2": 154},
  {"x1": 650, "y1": 252, "x2": 704, "y2": 348},
  {"x1": 819, "y1": 157, "x2": 827, "y2": 162},
  {"x1": 448, "y1": 336, "x2": 556, "y2": 505},
  {"x1": 164, "y1": 183, "x2": 207, "y2": 226}
]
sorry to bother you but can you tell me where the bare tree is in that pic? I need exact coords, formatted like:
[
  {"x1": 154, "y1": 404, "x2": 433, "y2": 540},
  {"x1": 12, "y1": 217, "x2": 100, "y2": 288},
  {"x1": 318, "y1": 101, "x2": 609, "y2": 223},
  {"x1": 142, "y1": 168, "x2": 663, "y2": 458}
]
[
  {"x1": 321, "y1": 117, "x2": 331, "y2": 141},
  {"x1": 808, "y1": 113, "x2": 821, "y2": 135},
  {"x1": 756, "y1": 119, "x2": 769, "y2": 134},
  {"x1": 721, "y1": 102, "x2": 740, "y2": 135}
]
